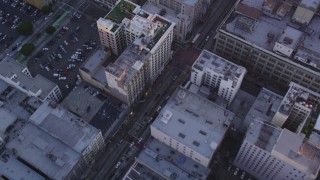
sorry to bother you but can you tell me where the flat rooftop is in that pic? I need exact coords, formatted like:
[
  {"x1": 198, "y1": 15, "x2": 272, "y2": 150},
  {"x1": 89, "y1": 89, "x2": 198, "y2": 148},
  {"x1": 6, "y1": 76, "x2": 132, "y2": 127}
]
[
  {"x1": 106, "y1": 43, "x2": 150, "y2": 85},
  {"x1": 0, "y1": 81, "x2": 32, "y2": 120},
  {"x1": 222, "y1": 0, "x2": 320, "y2": 70},
  {"x1": 0, "y1": 150, "x2": 45, "y2": 180},
  {"x1": 143, "y1": 1, "x2": 190, "y2": 26},
  {"x1": 133, "y1": 137, "x2": 209, "y2": 180},
  {"x1": 104, "y1": 0, "x2": 174, "y2": 50},
  {"x1": 273, "y1": 129, "x2": 320, "y2": 176},
  {"x1": 151, "y1": 86, "x2": 234, "y2": 158},
  {"x1": 0, "y1": 108, "x2": 17, "y2": 138},
  {"x1": 0, "y1": 57, "x2": 58, "y2": 101},
  {"x1": 61, "y1": 85, "x2": 105, "y2": 122},
  {"x1": 80, "y1": 49, "x2": 109, "y2": 76},
  {"x1": 6, "y1": 123, "x2": 81, "y2": 180},
  {"x1": 29, "y1": 101, "x2": 101, "y2": 153},
  {"x1": 245, "y1": 119, "x2": 282, "y2": 152},
  {"x1": 243, "y1": 88, "x2": 283, "y2": 129},
  {"x1": 105, "y1": 0, "x2": 139, "y2": 23},
  {"x1": 278, "y1": 82, "x2": 320, "y2": 116},
  {"x1": 192, "y1": 50, "x2": 246, "y2": 83}
]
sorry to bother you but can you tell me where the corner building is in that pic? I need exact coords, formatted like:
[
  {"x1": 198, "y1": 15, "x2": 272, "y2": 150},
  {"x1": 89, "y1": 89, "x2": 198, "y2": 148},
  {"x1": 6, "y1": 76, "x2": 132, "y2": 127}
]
[{"x1": 214, "y1": 0, "x2": 320, "y2": 93}]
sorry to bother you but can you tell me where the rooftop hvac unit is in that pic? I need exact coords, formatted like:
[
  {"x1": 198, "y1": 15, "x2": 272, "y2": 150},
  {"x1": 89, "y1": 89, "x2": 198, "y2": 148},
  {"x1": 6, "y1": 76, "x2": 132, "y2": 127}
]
[{"x1": 235, "y1": 16, "x2": 257, "y2": 33}]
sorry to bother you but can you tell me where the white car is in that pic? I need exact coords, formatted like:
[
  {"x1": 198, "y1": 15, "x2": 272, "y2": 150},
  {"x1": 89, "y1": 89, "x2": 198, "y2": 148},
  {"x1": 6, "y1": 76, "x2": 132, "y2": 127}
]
[
  {"x1": 58, "y1": 76, "x2": 67, "y2": 80},
  {"x1": 234, "y1": 168, "x2": 239, "y2": 175},
  {"x1": 115, "y1": 161, "x2": 122, "y2": 169},
  {"x1": 42, "y1": 47, "x2": 49, "y2": 51}
]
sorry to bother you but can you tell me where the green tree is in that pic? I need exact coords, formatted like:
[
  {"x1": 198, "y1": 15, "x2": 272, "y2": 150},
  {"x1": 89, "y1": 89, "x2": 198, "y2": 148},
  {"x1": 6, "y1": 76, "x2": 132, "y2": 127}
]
[
  {"x1": 45, "y1": 26, "x2": 56, "y2": 34},
  {"x1": 17, "y1": 22, "x2": 33, "y2": 36},
  {"x1": 41, "y1": 5, "x2": 52, "y2": 14},
  {"x1": 21, "y1": 43, "x2": 35, "y2": 56}
]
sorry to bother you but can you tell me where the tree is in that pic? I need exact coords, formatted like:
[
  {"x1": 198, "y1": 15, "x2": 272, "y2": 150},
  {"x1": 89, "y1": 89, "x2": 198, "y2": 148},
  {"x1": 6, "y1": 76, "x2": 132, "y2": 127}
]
[
  {"x1": 17, "y1": 22, "x2": 33, "y2": 36},
  {"x1": 45, "y1": 26, "x2": 56, "y2": 34},
  {"x1": 21, "y1": 43, "x2": 35, "y2": 56},
  {"x1": 41, "y1": 5, "x2": 52, "y2": 15}
]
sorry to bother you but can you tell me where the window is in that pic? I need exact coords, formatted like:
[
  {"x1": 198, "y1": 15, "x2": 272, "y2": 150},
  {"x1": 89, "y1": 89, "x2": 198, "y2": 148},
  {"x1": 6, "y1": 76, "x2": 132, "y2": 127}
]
[
  {"x1": 178, "y1": 133, "x2": 186, "y2": 139},
  {"x1": 199, "y1": 130, "x2": 207, "y2": 136},
  {"x1": 192, "y1": 141, "x2": 200, "y2": 147},
  {"x1": 178, "y1": 119, "x2": 185, "y2": 124}
]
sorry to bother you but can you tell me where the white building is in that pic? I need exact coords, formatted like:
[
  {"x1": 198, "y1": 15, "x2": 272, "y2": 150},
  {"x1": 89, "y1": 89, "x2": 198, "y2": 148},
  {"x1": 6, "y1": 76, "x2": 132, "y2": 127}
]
[
  {"x1": 105, "y1": 44, "x2": 150, "y2": 105},
  {"x1": 271, "y1": 82, "x2": 320, "y2": 133},
  {"x1": 234, "y1": 119, "x2": 320, "y2": 180},
  {"x1": 29, "y1": 101, "x2": 105, "y2": 167},
  {"x1": 150, "y1": 86, "x2": 233, "y2": 167},
  {"x1": 0, "y1": 57, "x2": 62, "y2": 103},
  {"x1": 190, "y1": 50, "x2": 246, "y2": 106}
]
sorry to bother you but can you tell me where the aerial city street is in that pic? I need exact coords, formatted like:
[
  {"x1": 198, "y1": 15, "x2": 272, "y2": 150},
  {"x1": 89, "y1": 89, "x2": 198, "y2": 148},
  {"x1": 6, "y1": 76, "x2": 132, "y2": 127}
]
[{"x1": 0, "y1": 0, "x2": 320, "y2": 180}]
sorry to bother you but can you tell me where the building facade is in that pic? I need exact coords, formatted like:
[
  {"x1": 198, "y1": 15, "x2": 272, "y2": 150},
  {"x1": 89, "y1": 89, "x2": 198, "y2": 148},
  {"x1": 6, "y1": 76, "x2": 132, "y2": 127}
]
[
  {"x1": 97, "y1": 0, "x2": 175, "y2": 105},
  {"x1": 234, "y1": 120, "x2": 320, "y2": 180},
  {"x1": 271, "y1": 82, "x2": 320, "y2": 133},
  {"x1": 191, "y1": 50, "x2": 246, "y2": 106},
  {"x1": 214, "y1": 0, "x2": 320, "y2": 93},
  {"x1": 105, "y1": 44, "x2": 150, "y2": 105}
]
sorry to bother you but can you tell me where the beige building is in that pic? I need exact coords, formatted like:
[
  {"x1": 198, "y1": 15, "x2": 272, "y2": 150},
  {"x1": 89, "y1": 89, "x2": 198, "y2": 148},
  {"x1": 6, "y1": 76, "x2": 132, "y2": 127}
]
[
  {"x1": 97, "y1": 0, "x2": 175, "y2": 105},
  {"x1": 271, "y1": 82, "x2": 320, "y2": 133},
  {"x1": 234, "y1": 120, "x2": 320, "y2": 180},
  {"x1": 191, "y1": 50, "x2": 246, "y2": 106},
  {"x1": 24, "y1": 0, "x2": 53, "y2": 9},
  {"x1": 150, "y1": 86, "x2": 233, "y2": 167},
  {"x1": 0, "y1": 57, "x2": 62, "y2": 103},
  {"x1": 105, "y1": 44, "x2": 150, "y2": 105},
  {"x1": 214, "y1": 0, "x2": 320, "y2": 93}
]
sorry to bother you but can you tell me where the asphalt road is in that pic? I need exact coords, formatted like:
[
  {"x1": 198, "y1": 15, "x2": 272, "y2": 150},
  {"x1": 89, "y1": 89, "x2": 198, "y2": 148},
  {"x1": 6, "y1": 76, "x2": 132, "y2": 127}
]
[
  {"x1": 193, "y1": 0, "x2": 237, "y2": 50},
  {"x1": 84, "y1": 57, "x2": 189, "y2": 180}
]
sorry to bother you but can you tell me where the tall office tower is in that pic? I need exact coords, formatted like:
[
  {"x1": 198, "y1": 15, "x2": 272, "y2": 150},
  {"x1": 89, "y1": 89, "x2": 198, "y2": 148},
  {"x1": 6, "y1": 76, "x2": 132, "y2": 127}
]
[
  {"x1": 271, "y1": 82, "x2": 320, "y2": 133},
  {"x1": 151, "y1": 86, "x2": 234, "y2": 167},
  {"x1": 147, "y1": 0, "x2": 203, "y2": 24},
  {"x1": 234, "y1": 120, "x2": 320, "y2": 180},
  {"x1": 105, "y1": 44, "x2": 150, "y2": 105},
  {"x1": 190, "y1": 50, "x2": 246, "y2": 106},
  {"x1": 214, "y1": 0, "x2": 320, "y2": 93},
  {"x1": 98, "y1": 0, "x2": 175, "y2": 83}
]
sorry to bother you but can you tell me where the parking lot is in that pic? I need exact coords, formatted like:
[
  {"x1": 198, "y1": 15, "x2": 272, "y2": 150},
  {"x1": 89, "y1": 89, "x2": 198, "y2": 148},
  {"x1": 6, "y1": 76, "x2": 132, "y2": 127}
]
[
  {"x1": 0, "y1": 0, "x2": 41, "y2": 54},
  {"x1": 26, "y1": 12, "x2": 101, "y2": 96}
]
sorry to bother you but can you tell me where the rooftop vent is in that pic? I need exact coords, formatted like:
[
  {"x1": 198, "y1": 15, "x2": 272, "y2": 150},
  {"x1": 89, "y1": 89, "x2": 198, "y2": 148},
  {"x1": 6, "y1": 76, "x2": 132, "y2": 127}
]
[
  {"x1": 235, "y1": 16, "x2": 257, "y2": 32},
  {"x1": 283, "y1": 37, "x2": 293, "y2": 44},
  {"x1": 178, "y1": 132, "x2": 186, "y2": 139}
]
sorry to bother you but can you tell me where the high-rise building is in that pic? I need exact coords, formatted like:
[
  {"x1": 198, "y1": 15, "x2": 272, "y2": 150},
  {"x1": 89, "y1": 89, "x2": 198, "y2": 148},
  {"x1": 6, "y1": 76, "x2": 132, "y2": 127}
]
[
  {"x1": 105, "y1": 44, "x2": 150, "y2": 105},
  {"x1": 24, "y1": 0, "x2": 54, "y2": 9},
  {"x1": 234, "y1": 119, "x2": 320, "y2": 180},
  {"x1": 214, "y1": 0, "x2": 320, "y2": 93},
  {"x1": 0, "y1": 57, "x2": 62, "y2": 103},
  {"x1": 272, "y1": 82, "x2": 320, "y2": 133},
  {"x1": 190, "y1": 50, "x2": 246, "y2": 106},
  {"x1": 150, "y1": 86, "x2": 234, "y2": 167},
  {"x1": 143, "y1": 1, "x2": 193, "y2": 42},
  {"x1": 97, "y1": 0, "x2": 175, "y2": 104},
  {"x1": 147, "y1": 0, "x2": 203, "y2": 24}
]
